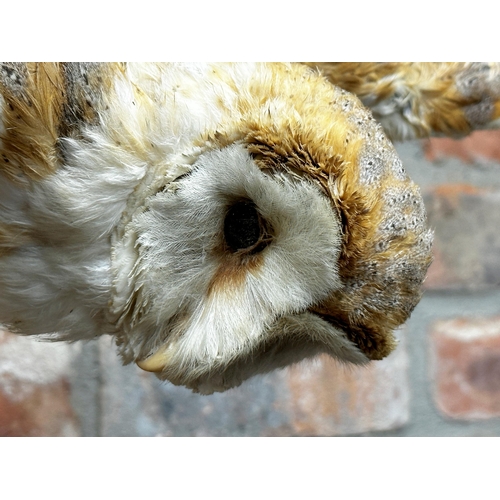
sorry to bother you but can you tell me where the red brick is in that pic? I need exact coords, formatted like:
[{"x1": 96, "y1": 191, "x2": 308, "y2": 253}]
[
  {"x1": 0, "y1": 379, "x2": 78, "y2": 436},
  {"x1": 430, "y1": 317, "x2": 500, "y2": 419},
  {"x1": 423, "y1": 184, "x2": 500, "y2": 290},
  {"x1": 0, "y1": 329, "x2": 80, "y2": 436},
  {"x1": 425, "y1": 130, "x2": 500, "y2": 163},
  {"x1": 283, "y1": 329, "x2": 409, "y2": 435}
]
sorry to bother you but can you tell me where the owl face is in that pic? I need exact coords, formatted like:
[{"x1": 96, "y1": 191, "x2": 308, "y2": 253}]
[{"x1": 104, "y1": 64, "x2": 433, "y2": 394}]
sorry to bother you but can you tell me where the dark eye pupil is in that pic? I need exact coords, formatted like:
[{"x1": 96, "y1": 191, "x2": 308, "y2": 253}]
[{"x1": 224, "y1": 201, "x2": 262, "y2": 252}]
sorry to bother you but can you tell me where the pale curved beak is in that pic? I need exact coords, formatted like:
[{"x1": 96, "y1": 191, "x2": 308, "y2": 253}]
[{"x1": 136, "y1": 347, "x2": 170, "y2": 373}]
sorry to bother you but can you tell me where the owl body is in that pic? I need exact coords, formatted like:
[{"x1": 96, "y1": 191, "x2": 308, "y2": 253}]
[{"x1": 0, "y1": 63, "x2": 432, "y2": 393}]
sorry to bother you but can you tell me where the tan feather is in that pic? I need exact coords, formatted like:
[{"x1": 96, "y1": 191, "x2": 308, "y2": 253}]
[{"x1": 0, "y1": 63, "x2": 65, "y2": 181}]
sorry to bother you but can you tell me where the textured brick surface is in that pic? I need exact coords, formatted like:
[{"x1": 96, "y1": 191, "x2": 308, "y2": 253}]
[
  {"x1": 430, "y1": 317, "x2": 500, "y2": 420},
  {"x1": 0, "y1": 329, "x2": 81, "y2": 436},
  {"x1": 99, "y1": 336, "x2": 294, "y2": 436},
  {"x1": 98, "y1": 332, "x2": 409, "y2": 436},
  {"x1": 284, "y1": 329, "x2": 409, "y2": 435},
  {"x1": 425, "y1": 130, "x2": 500, "y2": 164},
  {"x1": 423, "y1": 184, "x2": 500, "y2": 290}
]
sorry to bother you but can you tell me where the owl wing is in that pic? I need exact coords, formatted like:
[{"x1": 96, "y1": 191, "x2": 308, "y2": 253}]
[{"x1": 306, "y1": 62, "x2": 500, "y2": 142}]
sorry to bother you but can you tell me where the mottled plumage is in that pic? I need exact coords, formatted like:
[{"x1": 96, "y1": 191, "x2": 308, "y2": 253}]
[
  {"x1": 307, "y1": 62, "x2": 500, "y2": 141},
  {"x1": 0, "y1": 62, "x2": 440, "y2": 393}
]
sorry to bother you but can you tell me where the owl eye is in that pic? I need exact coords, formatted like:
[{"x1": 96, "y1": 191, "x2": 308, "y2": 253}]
[{"x1": 223, "y1": 200, "x2": 270, "y2": 253}]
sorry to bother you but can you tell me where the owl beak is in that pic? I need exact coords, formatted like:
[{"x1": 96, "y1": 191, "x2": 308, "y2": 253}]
[{"x1": 136, "y1": 347, "x2": 170, "y2": 373}]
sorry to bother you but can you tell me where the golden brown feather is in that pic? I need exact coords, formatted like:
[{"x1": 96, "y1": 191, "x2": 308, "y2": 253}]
[{"x1": 306, "y1": 62, "x2": 500, "y2": 140}]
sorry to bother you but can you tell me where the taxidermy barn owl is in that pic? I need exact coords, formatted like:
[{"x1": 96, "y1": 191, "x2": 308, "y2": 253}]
[{"x1": 0, "y1": 62, "x2": 496, "y2": 394}]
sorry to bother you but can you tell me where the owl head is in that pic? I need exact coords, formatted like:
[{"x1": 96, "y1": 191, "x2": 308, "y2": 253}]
[{"x1": 106, "y1": 63, "x2": 432, "y2": 394}]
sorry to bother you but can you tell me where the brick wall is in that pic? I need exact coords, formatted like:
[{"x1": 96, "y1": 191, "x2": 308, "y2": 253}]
[{"x1": 1, "y1": 130, "x2": 500, "y2": 436}]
